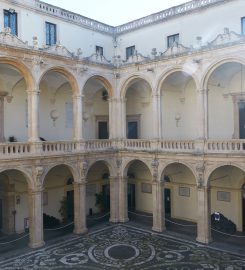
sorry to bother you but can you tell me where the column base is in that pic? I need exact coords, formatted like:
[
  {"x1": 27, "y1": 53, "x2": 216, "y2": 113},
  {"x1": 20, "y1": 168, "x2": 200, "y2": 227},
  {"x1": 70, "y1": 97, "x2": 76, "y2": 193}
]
[
  {"x1": 73, "y1": 227, "x2": 88, "y2": 235},
  {"x1": 119, "y1": 218, "x2": 129, "y2": 223},
  {"x1": 29, "y1": 240, "x2": 45, "y2": 249},
  {"x1": 196, "y1": 236, "x2": 212, "y2": 244},
  {"x1": 109, "y1": 218, "x2": 119, "y2": 223},
  {"x1": 152, "y1": 226, "x2": 166, "y2": 233}
]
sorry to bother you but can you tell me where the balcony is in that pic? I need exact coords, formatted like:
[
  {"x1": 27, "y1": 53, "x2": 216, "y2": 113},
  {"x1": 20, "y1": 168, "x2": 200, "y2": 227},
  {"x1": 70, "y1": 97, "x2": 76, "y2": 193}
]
[{"x1": 0, "y1": 139, "x2": 244, "y2": 160}]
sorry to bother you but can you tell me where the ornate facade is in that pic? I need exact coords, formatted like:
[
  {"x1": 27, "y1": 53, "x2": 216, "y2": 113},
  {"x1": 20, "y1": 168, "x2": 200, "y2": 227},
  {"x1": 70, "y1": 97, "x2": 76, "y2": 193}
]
[{"x1": 0, "y1": 0, "x2": 245, "y2": 249}]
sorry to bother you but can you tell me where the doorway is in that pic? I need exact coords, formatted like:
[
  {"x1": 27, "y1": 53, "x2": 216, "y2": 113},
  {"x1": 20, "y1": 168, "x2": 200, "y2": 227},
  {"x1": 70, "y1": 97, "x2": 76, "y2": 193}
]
[
  {"x1": 0, "y1": 199, "x2": 2, "y2": 230},
  {"x1": 66, "y1": 190, "x2": 74, "y2": 221},
  {"x1": 128, "y1": 183, "x2": 136, "y2": 211},
  {"x1": 102, "y1": 184, "x2": 110, "y2": 212},
  {"x1": 98, "y1": 121, "x2": 109, "y2": 139},
  {"x1": 165, "y1": 188, "x2": 171, "y2": 216},
  {"x1": 239, "y1": 102, "x2": 245, "y2": 139}
]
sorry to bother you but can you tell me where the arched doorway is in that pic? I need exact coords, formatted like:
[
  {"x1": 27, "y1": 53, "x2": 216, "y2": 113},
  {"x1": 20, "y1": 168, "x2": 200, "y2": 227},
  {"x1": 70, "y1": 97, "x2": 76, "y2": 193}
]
[
  {"x1": 39, "y1": 70, "x2": 74, "y2": 141},
  {"x1": 207, "y1": 62, "x2": 245, "y2": 139},
  {"x1": 162, "y1": 163, "x2": 197, "y2": 237},
  {"x1": 124, "y1": 78, "x2": 153, "y2": 139},
  {"x1": 209, "y1": 165, "x2": 245, "y2": 239},
  {"x1": 0, "y1": 169, "x2": 30, "y2": 246},
  {"x1": 83, "y1": 77, "x2": 111, "y2": 140},
  {"x1": 125, "y1": 160, "x2": 153, "y2": 227},
  {"x1": 86, "y1": 161, "x2": 111, "y2": 227},
  {"x1": 42, "y1": 165, "x2": 74, "y2": 239},
  {"x1": 160, "y1": 71, "x2": 198, "y2": 139},
  {"x1": 0, "y1": 63, "x2": 28, "y2": 142}
]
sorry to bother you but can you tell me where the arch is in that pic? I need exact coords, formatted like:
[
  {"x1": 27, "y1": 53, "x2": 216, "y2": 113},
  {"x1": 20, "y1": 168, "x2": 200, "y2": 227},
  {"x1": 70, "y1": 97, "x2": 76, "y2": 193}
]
[
  {"x1": 120, "y1": 74, "x2": 154, "y2": 99},
  {"x1": 202, "y1": 57, "x2": 245, "y2": 90},
  {"x1": 38, "y1": 66, "x2": 80, "y2": 95},
  {"x1": 0, "y1": 168, "x2": 33, "y2": 189},
  {"x1": 160, "y1": 161, "x2": 197, "y2": 185},
  {"x1": 41, "y1": 163, "x2": 78, "y2": 185},
  {"x1": 157, "y1": 66, "x2": 199, "y2": 95},
  {"x1": 0, "y1": 57, "x2": 35, "y2": 90},
  {"x1": 123, "y1": 158, "x2": 152, "y2": 179},
  {"x1": 206, "y1": 163, "x2": 245, "y2": 187},
  {"x1": 86, "y1": 159, "x2": 115, "y2": 178},
  {"x1": 83, "y1": 75, "x2": 114, "y2": 98}
]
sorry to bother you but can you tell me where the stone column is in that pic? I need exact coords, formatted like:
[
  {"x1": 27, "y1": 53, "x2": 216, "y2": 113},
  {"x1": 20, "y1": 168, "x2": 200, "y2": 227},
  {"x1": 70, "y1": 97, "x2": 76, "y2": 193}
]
[
  {"x1": 152, "y1": 180, "x2": 165, "y2": 232},
  {"x1": 27, "y1": 89, "x2": 40, "y2": 142},
  {"x1": 118, "y1": 177, "x2": 128, "y2": 222},
  {"x1": 0, "y1": 91, "x2": 8, "y2": 142},
  {"x1": 73, "y1": 181, "x2": 88, "y2": 234},
  {"x1": 121, "y1": 98, "x2": 127, "y2": 139},
  {"x1": 28, "y1": 187, "x2": 45, "y2": 248},
  {"x1": 109, "y1": 176, "x2": 119, "y2": 222},
  {"x1": 108, "y1": 98, "x2": 115, "y2": 139},
  {"x1": 196, "y1": 186, "x2": 212, "y2": 244},
  {"x1": 152, "y1": 94, "x2": 161, "y2": 139},
  {"x1": 196, "y1": 89, "x2": 205, "y2": 139},
  {"x1": 73, "y1": 94, "x2": 83, "y2": 141}
]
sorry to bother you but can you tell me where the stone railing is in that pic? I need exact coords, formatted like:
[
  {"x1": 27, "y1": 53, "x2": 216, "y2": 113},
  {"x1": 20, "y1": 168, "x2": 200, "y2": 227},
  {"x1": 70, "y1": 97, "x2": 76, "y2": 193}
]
[
  {"x1": 115, "y1": 0, "x2": 227, "y2": 34},
  {"x1": 0, "y1": 142, "x2": 31, "y2": 157},
  {"x1": 159, "y1": 140, "x2": 195, "y2": 152},
  {"x1": 37, "y1": 1, "x2": 114, "y2": 34},
  {"x1": 42, "y1": 141, "x2": 77, "y2": 153},
  {"x1": 205, "y1": 139, "x2": 245, "y2": 153},
  {"x1": 1, "y1": 139, "x2": 245, "y2": 159}
]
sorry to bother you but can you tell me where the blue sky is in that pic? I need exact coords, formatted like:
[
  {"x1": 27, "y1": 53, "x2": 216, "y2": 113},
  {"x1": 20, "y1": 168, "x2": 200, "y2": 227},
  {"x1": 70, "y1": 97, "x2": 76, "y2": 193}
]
[{"x1": 44, "y1": 0, "x2": 187, "y2": 26}]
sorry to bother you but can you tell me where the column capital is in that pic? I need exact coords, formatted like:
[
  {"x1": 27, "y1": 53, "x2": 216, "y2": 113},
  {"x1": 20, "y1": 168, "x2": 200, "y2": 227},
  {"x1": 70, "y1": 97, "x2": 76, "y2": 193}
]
[
  {"x1": 28, "y1": 187, "x2": 43, "y2": 195},
  {"x1": 27, "y1": 88, "x2": 40, "y2": 94},
  {"x1": 73, "y1": 180, "x2": 87, "y2": 187}
]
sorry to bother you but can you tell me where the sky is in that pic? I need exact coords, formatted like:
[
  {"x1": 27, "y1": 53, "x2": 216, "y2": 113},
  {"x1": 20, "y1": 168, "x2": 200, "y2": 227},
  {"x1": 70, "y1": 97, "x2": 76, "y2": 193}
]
[{"x1": 43, "y1": 0, "x2": 187, "y2": 26}]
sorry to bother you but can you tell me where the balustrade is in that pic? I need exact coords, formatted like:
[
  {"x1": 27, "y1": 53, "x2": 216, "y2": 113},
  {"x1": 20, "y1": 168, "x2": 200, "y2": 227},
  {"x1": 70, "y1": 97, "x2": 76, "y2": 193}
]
[{"x1": 0, "y1": 139, "x2": 245, "y2": 159}]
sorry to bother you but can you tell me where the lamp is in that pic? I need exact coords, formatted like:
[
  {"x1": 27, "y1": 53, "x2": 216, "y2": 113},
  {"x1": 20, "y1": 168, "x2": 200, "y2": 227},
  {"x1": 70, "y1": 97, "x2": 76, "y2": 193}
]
[
  {"x1": 50, "y1": 109, "x2": 59, "y2": 126},
  {"x1": 175, "y1": 113, "x2": 181, "y2": 127},
  {"x1": 8, "y1": 8, "x2": 15, "y2": 14}
]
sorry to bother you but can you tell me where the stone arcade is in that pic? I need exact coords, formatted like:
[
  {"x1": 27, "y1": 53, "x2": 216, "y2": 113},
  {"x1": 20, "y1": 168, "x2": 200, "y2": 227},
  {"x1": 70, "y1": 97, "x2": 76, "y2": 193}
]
[{"x1": 0, "y1": 0, "x2": 245, "y2": 251}]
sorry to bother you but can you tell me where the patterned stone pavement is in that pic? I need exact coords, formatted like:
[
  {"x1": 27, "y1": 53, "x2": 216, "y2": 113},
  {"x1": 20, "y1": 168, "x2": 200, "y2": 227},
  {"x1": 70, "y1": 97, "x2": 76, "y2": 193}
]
[{"x1": 0, "y1": 225, "x2": 245, "y2": 270}]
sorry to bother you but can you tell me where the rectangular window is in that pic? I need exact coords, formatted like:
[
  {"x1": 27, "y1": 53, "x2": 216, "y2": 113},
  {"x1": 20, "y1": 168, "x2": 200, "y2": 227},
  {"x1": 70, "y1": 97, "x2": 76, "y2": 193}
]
[
  {"x1": 242, "y1": 17, "x2": 245, "y2": 35},
  {"x1": 167, "y1": 33, "x2": 179, "y2": 48},
  {"x1": 96, "y1": 45, "x2": 103, "y2": 56},
  {"x1": 126, "y1": 45, "x2": 135, "y2": 60},
  {"x1": 45, "y1": 22, "x2": 57, "y2": 46},
  {"x1": 4, "y1": 9, "x2": 17, "y2": 36}
]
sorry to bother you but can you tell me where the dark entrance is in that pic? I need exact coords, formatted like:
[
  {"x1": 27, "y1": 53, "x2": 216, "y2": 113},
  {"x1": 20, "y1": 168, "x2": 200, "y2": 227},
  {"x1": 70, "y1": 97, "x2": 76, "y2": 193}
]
[
  {"x1": 165, "y1": 188, "x2": 171, "y2": 216},
  {"x1": 127, "y1": 121, "x2": 138, "y2": 139},
  {"x1": 0, "y1": 199, "x2": 2, "y2": 230},
  {"x1": 239, "y1": 102, "x2": 245, "y2": 139},
  {"x1": 243, "y1": 190, "x2": 245, "y2": 231},
  {"x1": 98, "y1": 121, "x2": 109, "y2": 139},
  {"x1": 128, "y1": 183, "x2": 136, "y2": 211},
  {"x1": 66, "y1": 190, "x2": 74, "y2": 221},
  {"x1": 102, "y1": 184, "x2": 110, "y2": 212}
]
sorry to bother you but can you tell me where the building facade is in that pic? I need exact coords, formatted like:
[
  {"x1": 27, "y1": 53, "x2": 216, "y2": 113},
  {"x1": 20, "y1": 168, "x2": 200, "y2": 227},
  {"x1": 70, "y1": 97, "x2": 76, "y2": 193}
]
[{"x1": 0, "y1": 0, "x2": 245, "y2": 248}]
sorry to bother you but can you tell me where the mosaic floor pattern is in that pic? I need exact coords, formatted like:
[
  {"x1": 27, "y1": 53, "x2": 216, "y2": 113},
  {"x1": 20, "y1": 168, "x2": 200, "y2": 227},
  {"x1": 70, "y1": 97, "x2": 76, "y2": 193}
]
[{"x1": 0, "y1": 225, "x2": 245, "y2": 269}]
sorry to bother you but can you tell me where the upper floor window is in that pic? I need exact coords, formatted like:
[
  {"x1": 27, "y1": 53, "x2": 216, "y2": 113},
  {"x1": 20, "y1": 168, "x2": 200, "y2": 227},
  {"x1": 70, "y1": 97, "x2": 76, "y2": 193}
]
[
  {"x1": 167, "y1": 33, "x2": 179, "y2": 48},
  {"x1": 242, "y1": 17, "x2": 245, "y2": 35},
  {"x1": 96, "y1": 46, "x2": 103, "y2": 56},
  {"x1": 45, "y1": 22, "x2": 56, "y2": 46},
  {"x1": 4, "y1": 9, "x2": 17, "y2": 36},
  {"x1": 126, "y1": 45, "x2": 135, "y2": 60}
]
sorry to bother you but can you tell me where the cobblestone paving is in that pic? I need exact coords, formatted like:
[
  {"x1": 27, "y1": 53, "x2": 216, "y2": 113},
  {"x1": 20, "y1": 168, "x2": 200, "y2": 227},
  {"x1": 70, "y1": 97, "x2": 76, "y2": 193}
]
[{"x1": 0, "y1": 225, "x2": 245, "y2": 269}]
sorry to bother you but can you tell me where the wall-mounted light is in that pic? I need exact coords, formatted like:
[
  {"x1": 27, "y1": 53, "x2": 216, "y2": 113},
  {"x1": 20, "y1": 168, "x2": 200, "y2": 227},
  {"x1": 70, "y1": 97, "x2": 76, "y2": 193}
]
[
  {"x1": 50, "y1": 109, "x2": 59, "y2": 126},
  {"x1": 8, "y1": 8, "x2": 15, "y2": 14},
  {"x1": 16, "y1": 195, "x2": 20, "y2": 205},
  {"x1": 175, "y1": 113, "x2": 181, "y2": 127}
]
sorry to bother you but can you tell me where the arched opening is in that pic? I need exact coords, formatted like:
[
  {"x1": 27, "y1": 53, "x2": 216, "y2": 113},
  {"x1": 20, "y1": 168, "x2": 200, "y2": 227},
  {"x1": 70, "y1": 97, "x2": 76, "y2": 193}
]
[
  {"x1": 39, "y1": 70, "x2": 74, "y2": 141},
  {"x1": 0, "y1": 169, "x2": 30, "y2": 247},
  {"x1": 207, "y1": 62, "x2": 245, "y2": 139},
  {"x1": 86, "y1": 161, "x2": 110, "y2": 227},
  {"x1": 125, "y1": 78, "x2": 153, "y2": 139},
  {"x1": 125, "y1": 160, "x2": 153, "y2": 226},
  {"x1": 43, "y1": 165, "x2": 74, "y2": 239},
  {"x1": 160, "y1": 71, "x2": 197, "y2": 139},
  {"x1": 209, "y1": 165, "x2": 245, "y2": 242},
  {"x1": 0, "y1": 64, "x2": 28, "y2": 142},
  {"x1": 83, "y1": 77, "x2": 110, "y2": 140},
  {"x1": 162, "y1": 163, "x2": 197, "y2": 237}
]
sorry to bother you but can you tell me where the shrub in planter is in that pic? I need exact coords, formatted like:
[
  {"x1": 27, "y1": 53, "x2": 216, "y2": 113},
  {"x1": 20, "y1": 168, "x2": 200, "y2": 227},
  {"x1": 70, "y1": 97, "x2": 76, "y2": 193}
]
[{"x1": 211, "y1": 212, "x2": 236, "y2": 234}]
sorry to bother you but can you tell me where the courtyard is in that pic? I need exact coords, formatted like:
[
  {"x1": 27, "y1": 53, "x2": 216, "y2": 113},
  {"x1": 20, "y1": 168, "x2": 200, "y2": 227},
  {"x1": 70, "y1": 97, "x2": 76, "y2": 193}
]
[{"x1": 0, "y1": 222, "x2": 245, "y2": 270}]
